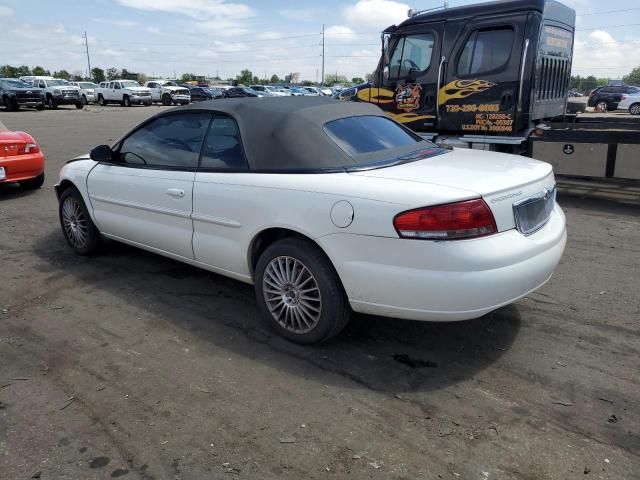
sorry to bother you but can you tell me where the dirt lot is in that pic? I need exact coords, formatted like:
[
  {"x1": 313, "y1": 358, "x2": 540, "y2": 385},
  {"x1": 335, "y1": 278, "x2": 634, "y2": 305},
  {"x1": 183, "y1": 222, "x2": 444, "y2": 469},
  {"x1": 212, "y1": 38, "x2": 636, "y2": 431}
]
[{"x1": 1, "y1": 105, "x2": 639, "y2": 480}]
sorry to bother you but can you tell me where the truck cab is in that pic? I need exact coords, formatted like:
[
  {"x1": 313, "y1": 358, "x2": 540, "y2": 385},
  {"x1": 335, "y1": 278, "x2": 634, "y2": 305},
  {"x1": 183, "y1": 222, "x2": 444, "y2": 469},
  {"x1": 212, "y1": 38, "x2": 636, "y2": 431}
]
[
  {"x1": 144, "y1": 80, "x2": 191, "y2": 105},
  {"x1": 351, "y1": 0, "x2": 575, "y2": 152}
]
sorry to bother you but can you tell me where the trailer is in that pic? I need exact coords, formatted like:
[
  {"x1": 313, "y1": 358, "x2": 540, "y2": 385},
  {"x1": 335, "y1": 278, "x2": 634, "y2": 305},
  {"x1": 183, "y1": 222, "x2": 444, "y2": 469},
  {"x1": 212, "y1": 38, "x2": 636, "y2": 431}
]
[{"x1": 345, "y1": 0, "x2": 640, "y2": 179}]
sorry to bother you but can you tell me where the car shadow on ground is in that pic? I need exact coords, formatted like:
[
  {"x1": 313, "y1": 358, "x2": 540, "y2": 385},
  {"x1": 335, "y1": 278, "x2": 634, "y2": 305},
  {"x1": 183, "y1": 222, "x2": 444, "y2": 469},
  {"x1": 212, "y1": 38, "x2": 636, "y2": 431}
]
[
  {"x1": 32, "y1": 231, "x2": 521, "y2": 394},
  {"x1": 0, "y1": 182, "x2": 39, "y2": 199},
  {"x1": 557, "y1": 177, "x2": 640, "y2": 213}
]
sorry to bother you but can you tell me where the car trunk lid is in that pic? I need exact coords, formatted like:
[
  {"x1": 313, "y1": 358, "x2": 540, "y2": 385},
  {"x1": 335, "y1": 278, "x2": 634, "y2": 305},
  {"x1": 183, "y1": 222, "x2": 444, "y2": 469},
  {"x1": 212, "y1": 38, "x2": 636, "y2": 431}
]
[{"x1": 349, "y1": 148, "x2": 556, "y2": 232}]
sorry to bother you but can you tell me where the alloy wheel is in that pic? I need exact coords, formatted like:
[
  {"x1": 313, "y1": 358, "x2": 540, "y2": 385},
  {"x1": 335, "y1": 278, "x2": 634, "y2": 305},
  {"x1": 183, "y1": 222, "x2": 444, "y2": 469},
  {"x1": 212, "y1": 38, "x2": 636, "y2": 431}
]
[
  {"x1": 61, "y1": 196, "x2": 88, "y2": 248},
  {"x1": 630, "y1": 104, "x2": 640, "y2": 115},
  {"x1": 262, "y1": 256, "x2": 322, "y2": 334}
]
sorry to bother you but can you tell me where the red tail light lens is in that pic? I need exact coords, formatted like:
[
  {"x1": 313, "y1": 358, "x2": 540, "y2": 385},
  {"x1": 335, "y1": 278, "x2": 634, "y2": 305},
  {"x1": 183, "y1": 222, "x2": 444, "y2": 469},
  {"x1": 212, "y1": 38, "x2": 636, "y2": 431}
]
[
  {"x1": 24, "y1": 143, "x2": 40, "y2": 154},
  {"x1": 393, "y1": 199, "x2": 497, "y2": 240}
]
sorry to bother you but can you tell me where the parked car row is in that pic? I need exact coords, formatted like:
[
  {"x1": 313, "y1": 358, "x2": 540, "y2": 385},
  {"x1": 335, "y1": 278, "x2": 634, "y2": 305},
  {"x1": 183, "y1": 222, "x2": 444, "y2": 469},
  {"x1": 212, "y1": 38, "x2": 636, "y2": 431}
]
[{"x1": 587, "y1": 84, "x2": 640, "y2": 112}]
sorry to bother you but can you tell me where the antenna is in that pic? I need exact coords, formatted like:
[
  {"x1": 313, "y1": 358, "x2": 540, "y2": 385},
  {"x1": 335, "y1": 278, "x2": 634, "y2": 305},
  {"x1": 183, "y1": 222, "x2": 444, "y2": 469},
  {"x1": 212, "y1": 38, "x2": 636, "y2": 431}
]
[{"x1": 83, "y1": 31, "x2": 92, "y2": 80}]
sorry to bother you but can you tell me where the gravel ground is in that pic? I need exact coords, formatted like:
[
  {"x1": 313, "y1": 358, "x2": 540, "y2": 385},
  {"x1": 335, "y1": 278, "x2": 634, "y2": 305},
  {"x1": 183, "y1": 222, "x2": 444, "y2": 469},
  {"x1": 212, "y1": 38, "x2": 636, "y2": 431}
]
[{"x1": 0, "y1": 105, "x2": 639, "y2": 480}]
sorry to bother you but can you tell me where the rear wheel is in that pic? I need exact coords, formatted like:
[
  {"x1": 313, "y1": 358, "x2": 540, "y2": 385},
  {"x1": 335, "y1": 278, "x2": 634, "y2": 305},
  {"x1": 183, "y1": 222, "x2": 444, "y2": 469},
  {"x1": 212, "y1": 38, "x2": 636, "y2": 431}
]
[
  {"x1": 75, "y1": 102, "x2": 84, "y2": 109},
  {"x1": 19, "y1": 172, "x2": 44, "y2": 190},
  {"x1": 82, "y1": 94, "x2": 88, "y2": 105},
  {"x1": 98, "y1": 95, "x2": 106, "y2": 106},
  {"x1": 36, "y1": 103, "x2": 45, "y2": 111},
  {"x1": 254, "y1": 238, "x2": 351, "y2": 344},
  {"x1": 4, "y1": 96, "x2": 17, "y2": 111},
  {"x1": 629, "y1": 103, "x2": 640, "y2": 115},
  {"x1": 59, "y1": 187, "x2": 102, "y2": 256}
]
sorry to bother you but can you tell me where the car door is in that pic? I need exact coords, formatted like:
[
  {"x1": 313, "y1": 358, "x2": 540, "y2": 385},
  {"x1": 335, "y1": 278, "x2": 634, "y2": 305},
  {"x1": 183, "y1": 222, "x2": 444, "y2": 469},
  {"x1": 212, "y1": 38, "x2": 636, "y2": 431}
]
[
  {"x1": 192, "y1": 114, "x2": 251, "y2": 277},
  {"x1": 87, "y1": 111, "x2": 213, "y2": 259}
]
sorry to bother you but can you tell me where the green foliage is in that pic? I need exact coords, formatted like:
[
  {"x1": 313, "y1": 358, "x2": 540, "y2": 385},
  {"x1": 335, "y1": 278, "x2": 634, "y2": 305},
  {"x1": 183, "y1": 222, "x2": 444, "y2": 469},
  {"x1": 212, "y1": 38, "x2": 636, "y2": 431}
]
[
  {"x1": 623, "y1": 67, "x2": 640, "y2": 86},
  {"x1": 235, "y1": 69, "x2": 253, "y2": 85},
  {"x1": 53, "y1": 70, "x2": 70, "y2": 80},
  {"x1": 270, "y1": 74, "x2": 280, "y2": 84},
  {"x1": 351, "y1": 77, "x2": 365, "y2": 84},
  {"x1": 91, "y1": 67, "x2": 105, "y2": 83},
  {"x1": 106, "y1": 67, "x2": 120, "y2": 80},
  {"x1": 0, "y1": 65, "x2": 30, "y2": 77},
  {"x1": 32, "y1": 66, "x2": 50, "y2": 76},
  {"x1": 180, "y1": 73, "x2": 194, "y2": 83},
  {"x1": 324, "y1": 74, "x2": 348, "y2": 86}
]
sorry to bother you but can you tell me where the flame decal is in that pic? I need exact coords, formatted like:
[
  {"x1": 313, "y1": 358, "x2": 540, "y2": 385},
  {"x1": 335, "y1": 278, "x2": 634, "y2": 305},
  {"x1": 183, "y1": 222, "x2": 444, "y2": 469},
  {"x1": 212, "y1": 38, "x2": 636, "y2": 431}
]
[
  {"x1": 438, "y1": 79, "x2": 495, "y2": 105},
  {"x1": 356, "y1": 87, "x2": 395, "y2": 104}
]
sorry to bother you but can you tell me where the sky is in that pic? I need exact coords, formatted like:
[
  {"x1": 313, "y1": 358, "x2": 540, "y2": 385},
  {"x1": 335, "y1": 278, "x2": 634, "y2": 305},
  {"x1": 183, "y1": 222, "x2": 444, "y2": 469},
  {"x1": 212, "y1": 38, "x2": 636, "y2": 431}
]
[{"x1": 0, "y1": 0, "x2": 639, "y2": 82}]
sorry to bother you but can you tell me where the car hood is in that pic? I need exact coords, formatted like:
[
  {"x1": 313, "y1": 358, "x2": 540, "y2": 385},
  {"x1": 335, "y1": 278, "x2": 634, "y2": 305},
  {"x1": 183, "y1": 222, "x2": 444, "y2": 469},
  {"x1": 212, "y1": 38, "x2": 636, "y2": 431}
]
[
  {"x1": 128, "y1": 87, "x2": 151, "y2": 92},
  {"x1": 348, "y1": 147, "x2": 553, "y2": 196},
  {"x1": 5, "y1": 87, "x2": 43, "y2": 93},
  {"x1": 163, "y1": 86, "x2": 189, "y2": 92}
]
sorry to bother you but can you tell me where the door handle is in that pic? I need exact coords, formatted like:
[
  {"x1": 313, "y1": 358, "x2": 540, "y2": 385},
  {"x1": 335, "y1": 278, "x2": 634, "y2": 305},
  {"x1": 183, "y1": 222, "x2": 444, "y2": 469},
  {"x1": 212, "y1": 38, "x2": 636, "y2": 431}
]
[{"x1": 167, "y1": 188, "x2": 185, "y2": 198}]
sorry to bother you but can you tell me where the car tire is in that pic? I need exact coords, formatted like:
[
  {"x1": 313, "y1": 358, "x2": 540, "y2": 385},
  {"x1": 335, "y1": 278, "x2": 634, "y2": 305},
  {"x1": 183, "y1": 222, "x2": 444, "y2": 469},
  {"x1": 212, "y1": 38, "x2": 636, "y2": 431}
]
[
  {"x1": 82, "y1": 94, "x2": 88, "y2": 105},
  {"x1": 98, "y1": 95, "x2": 106, "y2": 106},
  {"x1": 123, "y1": 95, "x2": 131, "y2": 107},
  {"x1": 19, "y1": 172, "x2": 44, "y2": 190},
  {"x1": 629, "y1": 103, "x2": 640, "y2": 115},
  {"x1": 161, "y1": 94, "x2": 172, "y2": 106},
  {"x1": 254, "y1": 238, "x2": 351, "y2": 344},
  {"x1": 47, "y1": 96, "x2": 58, "y2": 110},
  {"x1": 58, "y1": 187, "x2": 102, "y2": 256},
  {"x1": 4, "y1": 96, "x2": 17, "y2": 111},
  {"x1": 595, "y1": 100, "x2": 608, "y2": 112},
  {"x1": 75, "y1": 102, "x2": 84, "y2": 109},
  {"x1": 36, "y1": 103, "x2": 45, "y2": 111}
]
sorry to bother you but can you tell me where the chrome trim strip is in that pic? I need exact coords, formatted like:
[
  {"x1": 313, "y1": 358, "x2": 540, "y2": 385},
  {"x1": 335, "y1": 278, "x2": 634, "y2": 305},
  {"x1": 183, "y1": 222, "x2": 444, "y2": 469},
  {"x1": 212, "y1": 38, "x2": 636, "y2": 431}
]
[
  {"x1": 435, "y1": 55, "x2": 446, "y2": 118},
  {"x1": 191, "y1": 212, "x2": 241, "y2": 228},
  {"x1": 89, "y1": 194, "x2": 191, "y2": 219},
  {"x1": 512, "y1": 185, "x2": 556, "y2": 235},
  {"x1": 518, "y1": 38, "x2": 530, "y2": 112}
]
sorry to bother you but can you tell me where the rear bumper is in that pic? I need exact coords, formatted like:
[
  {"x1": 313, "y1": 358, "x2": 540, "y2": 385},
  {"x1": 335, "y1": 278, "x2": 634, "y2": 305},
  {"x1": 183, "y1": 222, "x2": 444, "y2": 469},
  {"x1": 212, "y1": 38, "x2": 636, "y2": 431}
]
[
  {"x1": 318, "y1": 205, "x2": 566, "y2": 321},
  {"x1": 0, "y1": 152, "x2": 45, "y2": 183}
]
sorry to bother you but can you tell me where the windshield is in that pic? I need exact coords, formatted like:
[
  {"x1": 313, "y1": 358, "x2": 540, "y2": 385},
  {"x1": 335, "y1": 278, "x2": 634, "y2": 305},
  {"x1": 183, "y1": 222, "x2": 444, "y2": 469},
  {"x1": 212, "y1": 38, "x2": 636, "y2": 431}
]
[
  {"x1": 324, "y1": 115, "x2": 421, "y2": 156},
  {"x1": 2, "y1": 79, "x2": 31, "y2": 88},
  {"x1": 47, "y1": 79, "x2": 67, "y2": 86},
  {"x1": 79, "y1": 82, "x2": 97, "y2": 89},
  {"x1": 121, "y1": 81, "x2": 141, "y2": 88}
]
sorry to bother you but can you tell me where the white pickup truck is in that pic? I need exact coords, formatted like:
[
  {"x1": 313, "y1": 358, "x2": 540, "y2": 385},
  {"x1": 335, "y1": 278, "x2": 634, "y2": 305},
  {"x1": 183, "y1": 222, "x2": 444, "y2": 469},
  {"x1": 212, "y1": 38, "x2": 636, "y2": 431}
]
[
  {"x1": 144, "y1": 80, "x2": 190, "y2": 105},
  {"x1": 95, "y1": 80, "x2": 152, "y2": 107}
]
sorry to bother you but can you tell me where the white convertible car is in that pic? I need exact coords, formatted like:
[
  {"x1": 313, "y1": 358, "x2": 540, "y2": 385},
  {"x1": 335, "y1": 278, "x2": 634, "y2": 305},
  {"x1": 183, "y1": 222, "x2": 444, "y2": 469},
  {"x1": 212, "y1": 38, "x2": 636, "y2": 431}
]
[{"x1": 56, "y1": 97, "x2": 566, "y2": 343}]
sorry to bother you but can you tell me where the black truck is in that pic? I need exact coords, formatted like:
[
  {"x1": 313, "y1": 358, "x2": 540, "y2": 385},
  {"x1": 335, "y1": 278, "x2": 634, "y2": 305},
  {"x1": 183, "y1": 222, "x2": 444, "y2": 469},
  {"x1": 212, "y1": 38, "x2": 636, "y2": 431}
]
[
  {"x1": 0, "y1": 78, "x2": 45, "y2": 111},
  {"x1": 346, "y1": 0, "x2": 640, "y2": 180}
]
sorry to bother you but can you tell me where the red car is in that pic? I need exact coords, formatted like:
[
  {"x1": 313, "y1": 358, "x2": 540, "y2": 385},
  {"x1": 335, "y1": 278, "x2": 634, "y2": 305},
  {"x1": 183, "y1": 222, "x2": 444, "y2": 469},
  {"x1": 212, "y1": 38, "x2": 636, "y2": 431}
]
[{"x1": 0, "y1": 130, "x2": 45, "y2": 189}]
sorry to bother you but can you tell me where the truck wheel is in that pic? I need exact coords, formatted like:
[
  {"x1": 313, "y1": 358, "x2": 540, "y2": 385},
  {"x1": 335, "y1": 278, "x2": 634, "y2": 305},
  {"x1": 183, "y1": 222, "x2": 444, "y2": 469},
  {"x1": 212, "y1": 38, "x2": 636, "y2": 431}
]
[
  {"x1": 123, "y1": 95, "x2": 131, "y2": 107},
  {"x1": 47, "y1": 96, "x2": 58, "y2": 110},
  {"x1": 629, "y1": 103, "x2": 640, "y2": 115},
  {"x1": 75, "y1": 102, "x2": 84, "y2": 109},
  {"x1": 82, "y1": 94, "x2": 88, "y2": 105},
  {"x1": 4, "y1": 96, "x2": 17, "y2": 111},
  {"x1": 98, "y1": 95, "x2": 106, "y2": 106},
  {"x1": 162, "y1": 94, "x2": 172, "y2": 106},
  {"x1": 36, "y1": 103, "x2": 45, "y2": 111}
]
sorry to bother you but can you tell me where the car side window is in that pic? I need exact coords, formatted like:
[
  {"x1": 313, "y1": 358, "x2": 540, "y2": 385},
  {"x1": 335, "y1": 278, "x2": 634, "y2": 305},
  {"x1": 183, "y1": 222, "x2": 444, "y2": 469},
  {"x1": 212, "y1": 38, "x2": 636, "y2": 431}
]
[
  {"x1": 457, "y1": 27, "x2": 514, "y2": 76},
  {"x1": 200, "y1": 115, "x2": 248, "y2": 171},
  {"x1": 114, "y1": 82, "x2": 121, "y2": 90},
  {"x1": 388, "y1": 33, "x2": 434, "y2": 79},
  {"x1": 118, "y1": 112, "x2": 212, "y2": 169}
]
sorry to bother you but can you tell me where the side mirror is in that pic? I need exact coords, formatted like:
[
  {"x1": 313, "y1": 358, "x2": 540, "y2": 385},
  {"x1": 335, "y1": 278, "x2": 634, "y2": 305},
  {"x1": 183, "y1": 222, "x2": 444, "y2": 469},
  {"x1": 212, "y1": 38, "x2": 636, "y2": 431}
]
[{"x1": 90, "y1": 145, "x2": 114, "y2": 163}]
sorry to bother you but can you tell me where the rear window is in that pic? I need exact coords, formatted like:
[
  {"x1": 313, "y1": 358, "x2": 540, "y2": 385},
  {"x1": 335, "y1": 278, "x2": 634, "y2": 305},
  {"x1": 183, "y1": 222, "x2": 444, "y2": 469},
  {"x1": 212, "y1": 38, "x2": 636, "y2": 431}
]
[{"x1": 323, "y1": 115, "x2": 420, "y2": 156}]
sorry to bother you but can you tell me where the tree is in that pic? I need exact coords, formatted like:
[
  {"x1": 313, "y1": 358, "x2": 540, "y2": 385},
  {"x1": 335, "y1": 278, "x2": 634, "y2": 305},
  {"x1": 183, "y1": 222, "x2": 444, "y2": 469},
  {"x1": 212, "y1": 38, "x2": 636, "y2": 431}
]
[
  {"x1": 351, "y1": 77, "x2": 365, "y2": 84},
  {"x1": 235, "y1": 69, "x2": 253, "y2": 85},
  {"x1": 106, "y1": 67, "x2": 120, "y2": 80},
  {"x1": 0, "y1": 65, "x2": 18, "y2": 77},
  {"x1": 91, "y1": 67, "x2": 105, "y2": 83},
  {"x1": 324, "y1": 74, "x2": 348, "y2": 86},
  {"x1": 180, "y1": 73, "x2": 194, "y2": 83},
  {"x1": 32, "y1": 66, "x2": 50, "y2": 76},
  {"x1": 270, "y1": 74, "x2": 280, "y2": 84},
  {"x1": 53, "y1": 70, "x2": 70, "y2": 79},
  {"x1": 623, "y1": 66, "x2": 640, "y2": 85},
  {"x1": 137, "y1": 73, "x2": 148, "y2": 85}
]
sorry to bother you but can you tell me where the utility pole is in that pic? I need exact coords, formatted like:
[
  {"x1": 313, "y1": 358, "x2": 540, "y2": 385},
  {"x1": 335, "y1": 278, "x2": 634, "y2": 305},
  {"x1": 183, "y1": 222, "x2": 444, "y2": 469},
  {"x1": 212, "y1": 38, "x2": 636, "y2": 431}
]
[
  {"x1": 83, "y1": 31, "x2": 92, "y2": 80},
  {"x1": 321, "y1": 24, "x2": 325, "y2": 86}
]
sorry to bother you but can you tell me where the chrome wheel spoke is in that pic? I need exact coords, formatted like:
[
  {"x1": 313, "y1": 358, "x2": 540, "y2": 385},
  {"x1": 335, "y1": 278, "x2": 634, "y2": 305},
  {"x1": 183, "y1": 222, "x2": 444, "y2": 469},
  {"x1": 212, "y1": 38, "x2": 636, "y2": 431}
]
[
  {"x1": 62, "y1": 197, "x2": 88, "y2": 248},
  {"x1": 262, "y1": 255, "x2": 322, "y2": 334}
]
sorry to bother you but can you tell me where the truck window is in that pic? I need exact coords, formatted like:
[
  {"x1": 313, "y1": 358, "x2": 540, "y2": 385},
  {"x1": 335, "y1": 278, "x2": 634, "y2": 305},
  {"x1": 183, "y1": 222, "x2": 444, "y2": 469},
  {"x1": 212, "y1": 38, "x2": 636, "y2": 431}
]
[
  {"x1": 388, "y1": 34, "x2": 434, "y2": 79},
  {"x1": 457, "y1": 27, "x2": 514, "y2": 76}
]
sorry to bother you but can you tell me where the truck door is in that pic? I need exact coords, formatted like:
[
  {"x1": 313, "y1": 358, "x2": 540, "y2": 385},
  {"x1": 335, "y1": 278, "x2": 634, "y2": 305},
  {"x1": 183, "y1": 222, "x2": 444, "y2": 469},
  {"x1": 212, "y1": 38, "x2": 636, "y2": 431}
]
[
  {"x1": 368, "y1": 23, "x2": 444, "y2": 131},
  {"x1": 438, "y1": 15, "x2": 526, "y2": 136}
]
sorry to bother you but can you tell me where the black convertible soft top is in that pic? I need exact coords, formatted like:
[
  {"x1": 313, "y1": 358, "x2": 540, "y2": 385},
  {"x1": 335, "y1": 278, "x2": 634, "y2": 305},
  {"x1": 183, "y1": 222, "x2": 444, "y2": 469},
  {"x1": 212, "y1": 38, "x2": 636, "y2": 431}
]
[{"x1": 168, "y1": 97, "x2": 436, "y2": 171}]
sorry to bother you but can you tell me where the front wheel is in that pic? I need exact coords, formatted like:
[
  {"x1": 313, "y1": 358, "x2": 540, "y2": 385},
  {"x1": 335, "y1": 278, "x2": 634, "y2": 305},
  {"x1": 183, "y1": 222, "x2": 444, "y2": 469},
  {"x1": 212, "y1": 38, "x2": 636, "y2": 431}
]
[
  {"x1": 47, "y1": 96, "x2": 58, "y2": 109},
  {"x1": 75, "y1": 102, "x2": 84, "y2": 109},
  {"x1": 161, "y1": 94, "x2": 172, "y2": 106},
  {"x1": 123, "y1": 96, "x2": 131, "y2": 107},
  {"x1": 36, "y1": 103, "x2": 45, "y2": 111},
  {"x1": 629, "y1": 103, "x2": 640, "y2": 115},
  {"x1": 254, "y1": 238, "x2": 351, "y2": 344},
  {"x1": 595, "y1": 100, "x2": 608, "y2": 112},
  {"x1": 58, "y1": 187, "x2": 102, "y2": 256},
  {"x1": 82, "y1": 94, "x2": 88, "y2": 105}
]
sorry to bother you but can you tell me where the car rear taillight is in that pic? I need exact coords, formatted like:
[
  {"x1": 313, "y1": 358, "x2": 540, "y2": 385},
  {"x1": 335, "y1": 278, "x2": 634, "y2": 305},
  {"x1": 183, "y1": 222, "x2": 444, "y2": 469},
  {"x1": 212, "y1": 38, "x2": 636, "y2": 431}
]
[
  {"x1": 393, "y1": 199, "x2": 497, "y2": 240},
  {"x1": 24, "y1": 143, "x2": 40, "y2": 154}
]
